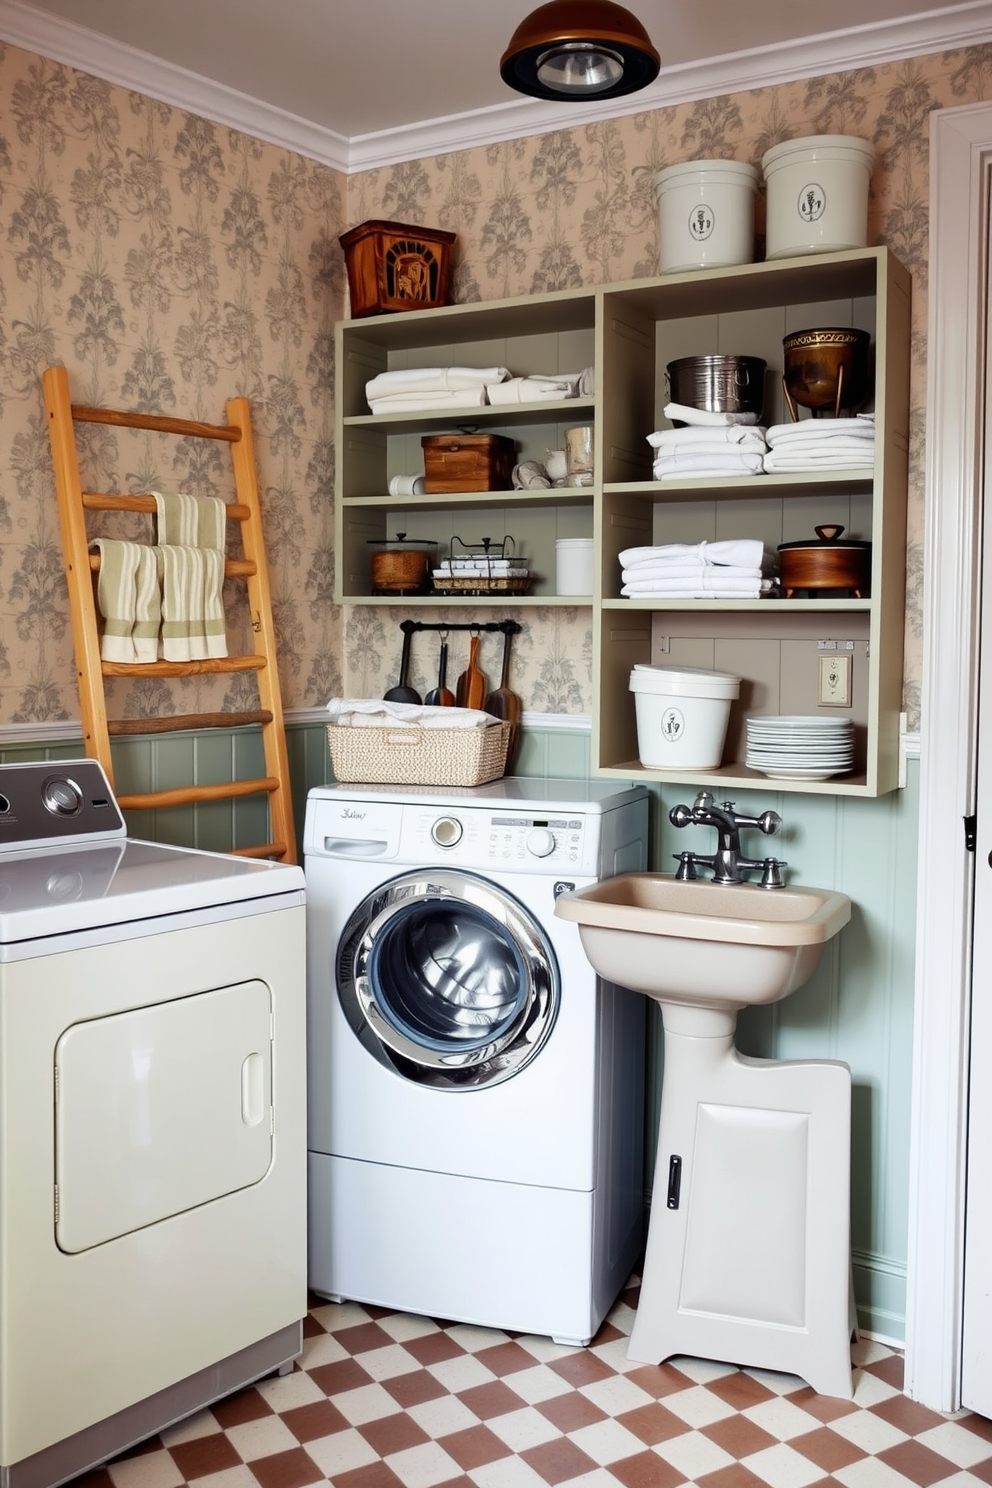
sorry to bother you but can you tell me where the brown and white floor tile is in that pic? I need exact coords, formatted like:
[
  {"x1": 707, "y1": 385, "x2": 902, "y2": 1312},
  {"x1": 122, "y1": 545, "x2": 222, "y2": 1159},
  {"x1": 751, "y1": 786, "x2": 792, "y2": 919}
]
[{"x1": 70, "y1": 1277, "x2": 992, "y2": 1488}]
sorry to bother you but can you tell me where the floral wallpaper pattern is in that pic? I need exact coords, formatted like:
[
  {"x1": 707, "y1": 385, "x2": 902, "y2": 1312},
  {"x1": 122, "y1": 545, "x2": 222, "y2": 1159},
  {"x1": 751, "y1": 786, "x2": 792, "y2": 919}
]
[{"x1": 0, "y1": 40, "x2": 990, "y2": 729}]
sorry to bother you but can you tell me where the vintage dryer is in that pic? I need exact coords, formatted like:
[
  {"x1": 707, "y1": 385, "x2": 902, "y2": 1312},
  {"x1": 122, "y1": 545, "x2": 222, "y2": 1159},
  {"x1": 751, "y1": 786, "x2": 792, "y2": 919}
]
[
  {"x1": 0, "y1": 759, "x2": 307, "y2": 1488},
  {"x1": 304, "y1": 777, "x2": 649, "y2": 1346}
]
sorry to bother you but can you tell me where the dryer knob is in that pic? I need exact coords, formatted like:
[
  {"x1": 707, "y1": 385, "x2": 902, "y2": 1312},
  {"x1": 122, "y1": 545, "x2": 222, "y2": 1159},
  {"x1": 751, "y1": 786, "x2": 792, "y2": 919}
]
[
  {"x1": 526, "y1": 828, "x2": 556, "y2": 858},
  {"x1": 431, "y1": 816, "x2": 463, "y2": 848},
  {"x1": 42, "y1": 776, "x2": 82, "y2": 816}
]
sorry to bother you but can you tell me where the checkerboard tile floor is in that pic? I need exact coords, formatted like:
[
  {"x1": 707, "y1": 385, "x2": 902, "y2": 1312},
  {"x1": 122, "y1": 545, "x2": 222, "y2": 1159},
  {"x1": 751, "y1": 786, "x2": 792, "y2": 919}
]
[{"x1": 76, "y1": 1279, "x2": 992, "y2": 1488}]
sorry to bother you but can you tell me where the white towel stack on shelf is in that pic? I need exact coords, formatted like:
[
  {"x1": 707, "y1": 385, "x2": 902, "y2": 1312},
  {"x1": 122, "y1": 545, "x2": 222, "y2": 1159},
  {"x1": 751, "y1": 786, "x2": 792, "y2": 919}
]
[
  {"x1": 648, "y1": 405, "x2": 767, "y2": 480},
  {"x1": 487, "y1": 366, "x2": 595, "y2": 404},
  {"x1": 365, "y1": 366, "x2": 510, "y2": 415},
  {"x1": 763, "y1": 413, "x2": 875, "y2": 472},
  {"x1": 619, "y1": 539, "x2": 778, "y2": 599}
]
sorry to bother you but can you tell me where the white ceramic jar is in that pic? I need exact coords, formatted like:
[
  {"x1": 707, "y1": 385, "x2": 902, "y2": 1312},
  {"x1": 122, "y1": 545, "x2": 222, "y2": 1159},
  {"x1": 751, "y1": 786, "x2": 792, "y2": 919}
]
[
  {"x1": 629, "y1": 664, "x2": 741, "y2": 769},
  {"x1": 653, "y1": 159, "x2": 759, "y2": 273},
  {"x1": 556, "y1": 538, "x2": 594, "y2": 596},
  {"x1": 762, "y1": 134, "x2": 874, "y2": 259}
]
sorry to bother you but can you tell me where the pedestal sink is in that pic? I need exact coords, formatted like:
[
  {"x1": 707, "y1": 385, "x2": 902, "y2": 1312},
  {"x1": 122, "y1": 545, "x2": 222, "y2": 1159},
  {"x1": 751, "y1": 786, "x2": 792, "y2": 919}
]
[{"x1": 555, "y1": 872, "x2": 854, "y2": 1398}]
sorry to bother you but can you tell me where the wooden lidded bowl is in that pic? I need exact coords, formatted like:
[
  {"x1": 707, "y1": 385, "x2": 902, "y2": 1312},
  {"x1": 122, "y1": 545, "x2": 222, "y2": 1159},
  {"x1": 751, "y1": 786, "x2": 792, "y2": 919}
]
[
  {"x1": 368, "y1": 534, "x2": 438, "y2": 595},
  {"x1": 778, "y1": 525, "x2": 871, "y2": 596},
  {"x1": 782, "y1": 327, "x2": 870, "y2": 418}
]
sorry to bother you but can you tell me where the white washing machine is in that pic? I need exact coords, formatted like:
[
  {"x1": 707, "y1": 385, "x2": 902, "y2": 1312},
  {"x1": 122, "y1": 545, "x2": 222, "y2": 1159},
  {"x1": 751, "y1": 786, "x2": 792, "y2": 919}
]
[
  {"x1": 0, "y1": 759, "x2": 307, "y2": 1488},
  {"x1": 304, "y1": 777, "x2": 649, "y2": 1346}
]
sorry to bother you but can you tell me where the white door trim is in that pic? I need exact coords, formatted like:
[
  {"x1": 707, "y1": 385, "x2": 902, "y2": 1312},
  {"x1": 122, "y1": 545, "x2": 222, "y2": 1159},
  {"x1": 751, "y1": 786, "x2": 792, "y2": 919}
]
[{"x1": 906, "y1": 100, "x2": 992, "y2": 1411}]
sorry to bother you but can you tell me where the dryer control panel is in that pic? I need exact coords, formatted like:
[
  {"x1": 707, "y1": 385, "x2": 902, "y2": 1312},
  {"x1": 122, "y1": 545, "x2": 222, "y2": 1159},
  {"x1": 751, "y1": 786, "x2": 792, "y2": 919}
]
[{"x1": 0, "y1": 759, "x2": 126, "y2": 852}]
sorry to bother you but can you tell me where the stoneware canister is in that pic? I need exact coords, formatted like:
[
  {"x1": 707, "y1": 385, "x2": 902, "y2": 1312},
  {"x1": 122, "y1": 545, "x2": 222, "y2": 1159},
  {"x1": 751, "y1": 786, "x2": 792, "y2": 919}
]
[
  {"x1": 762, "y1": 134, "x2": 874, "y2": 259},
  {"x1": 654, "y1": 159, "x2": 759, "y2": 273},
  {"x1": 555, "y1": 538, "x2": 594, "y2": 596}
]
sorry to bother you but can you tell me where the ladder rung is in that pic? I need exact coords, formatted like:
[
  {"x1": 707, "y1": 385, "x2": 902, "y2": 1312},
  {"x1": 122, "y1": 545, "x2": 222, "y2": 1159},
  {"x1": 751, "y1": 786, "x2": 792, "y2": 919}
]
[
  {"x1": 101, "y1": 656, "x2": 265, "y2": 677},
  {"x1": 89, "y1": 552, "x2": 257, "y2": 578},
  {"x1": 71, "y1": 404, "x2": 240, "y2": 442},
  {"x1": 231, "y1": 843, "x2": 289, "y2": 860},
  {"x1": 117, "y1": 777, "x2": 280, "y2": 811},
  {"x1": 82, "y1": 493, "x2": 251, "y2": 521},
  {"x1": 107, "y1": 711, "x2": 273, "y2": 737}
]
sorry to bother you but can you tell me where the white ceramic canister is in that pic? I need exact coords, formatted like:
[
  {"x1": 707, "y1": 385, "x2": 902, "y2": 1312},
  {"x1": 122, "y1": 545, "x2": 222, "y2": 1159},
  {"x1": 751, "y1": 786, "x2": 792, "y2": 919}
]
[
  {"x1": 653, "y1": 159, "x2": 759, "y2": 273},
  {"x1": 629, "y1": 664, "x2": 741, "y2": 769},
  {"x1": 556, "y1": 538, "x2": 594, "y2": 596},
  {"x1": 762, "y1": 134, "x2": 874, "y2": 260}
]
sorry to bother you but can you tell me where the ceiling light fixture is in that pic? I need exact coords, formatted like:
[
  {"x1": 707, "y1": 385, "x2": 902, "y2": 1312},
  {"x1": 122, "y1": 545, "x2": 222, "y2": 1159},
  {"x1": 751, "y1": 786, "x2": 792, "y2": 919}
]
[{"x1": 500, "y1": 1, "x2": 660, "y2": 102}]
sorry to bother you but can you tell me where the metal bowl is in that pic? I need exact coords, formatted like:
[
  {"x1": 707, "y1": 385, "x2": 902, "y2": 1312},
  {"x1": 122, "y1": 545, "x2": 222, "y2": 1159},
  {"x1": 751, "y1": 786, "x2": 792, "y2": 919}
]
[
  {"x1": 782, "y1": 327, "x2": 870, "y2": 416},
  {"x1": 666, "y1": 354, "x2": 766, "y2": 419}
]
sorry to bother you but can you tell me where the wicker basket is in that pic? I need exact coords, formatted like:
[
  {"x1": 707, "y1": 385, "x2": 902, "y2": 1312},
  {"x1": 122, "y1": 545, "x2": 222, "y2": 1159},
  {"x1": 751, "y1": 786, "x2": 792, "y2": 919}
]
[{"x1": 326, "y1": 721, "x2": 511, "y2": 786}]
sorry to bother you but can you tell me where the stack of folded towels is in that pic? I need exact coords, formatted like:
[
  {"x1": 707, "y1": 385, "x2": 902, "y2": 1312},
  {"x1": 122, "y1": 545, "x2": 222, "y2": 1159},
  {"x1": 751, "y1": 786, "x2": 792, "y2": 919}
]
[
  {"x1": 326, "y1": 699, "x2": 495, "y2": 729},
  {"x1": 365, "y1": 365, "x2": 594, "y2": 414},
  {"x1": 763, "y1": 413, "x2": 875, "y2": 472},
  {"x1": 647, "y1": 402, "x2": 767, "y2": 480},
  {"x1": 619, "y1": 538, "x2": 779, "y2": 599}
]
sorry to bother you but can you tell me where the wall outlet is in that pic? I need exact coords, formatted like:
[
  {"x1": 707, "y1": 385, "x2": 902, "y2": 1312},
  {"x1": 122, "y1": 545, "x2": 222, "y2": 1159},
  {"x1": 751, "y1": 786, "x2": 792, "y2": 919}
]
[{"x1": 818, "y1": 652, "x2": 852, "y2": 707}]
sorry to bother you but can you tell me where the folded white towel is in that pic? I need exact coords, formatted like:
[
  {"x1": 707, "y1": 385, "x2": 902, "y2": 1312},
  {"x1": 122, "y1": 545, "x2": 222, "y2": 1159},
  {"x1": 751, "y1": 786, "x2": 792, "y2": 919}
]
[
  {"x1": 622, "y1": 562, "x2": 767, "y2": 584},
  {"x1": 620, "y1": 540, "x2": 767, "y2": 569},
  {"x1": 622, "y1": 578, "x2": 775, "y2": 598},
  {"x1": 365, "y1": 366, "x2": 509, "y2": 401},
  {"x1": 326, "y1": 698, "x2": 496, "y2": 729},
  {"x1": 648, "y1": 426, "x2": 767, "y2": 450},
  {"x1": 766, "y1": 420, "x2": 875, "y2": 446},
  {"x1": 654, "y1": 451, "x2": 765, "y2": 478},
  {"x1": 151, "y1": 491, "x2": 227, "y2": 550},
  {"x1": 763, "y1": 451, "x2": 875, "y2": 472},
  {"x1": 487, "y1": 377, "x2": 580, "y2": 404},
  {"x1": 369, "y1": 388, "x2": 490, "y2": 415},
  {"x1": 765, "y1": 434, "x2": 875, "y2": 455},
  {"x1": 663, "y1": 401, "x2": 760, "y2": 427}
]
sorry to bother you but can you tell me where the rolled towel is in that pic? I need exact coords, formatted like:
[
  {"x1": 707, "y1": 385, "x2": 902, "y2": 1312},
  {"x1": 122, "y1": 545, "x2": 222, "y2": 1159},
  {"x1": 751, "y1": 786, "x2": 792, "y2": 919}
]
[
  {"x1": 619, "y1": 539, "x2": 767, "y2": 569},
  {"x1": 326, "y1": 698, "x2": 496, "y2": 729},
  {"x1": 663, "y1": 401, "x2": 760, "y2": 427},
  {"x1": 365, "y1": 366, "x2": 509, "y2": 401},
  {"x1": 151, "y1": 491, "x2": 226, "y2": 550}
]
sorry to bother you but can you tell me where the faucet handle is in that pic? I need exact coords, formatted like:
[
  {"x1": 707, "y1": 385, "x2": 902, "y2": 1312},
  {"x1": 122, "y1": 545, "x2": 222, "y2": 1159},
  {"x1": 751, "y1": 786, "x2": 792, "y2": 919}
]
[
  {"x1": 759, "y1": 857, "x2": 788, "y2": 888},
  {"x1": 674, "y1": 852, "x2": 699, "y2": 881},
  {"x1": 757, "y1": 810, "x2": 782, "y2": 836},
  {"x1": 669, "y1": 803, "x2": 694, "y2": 829}
]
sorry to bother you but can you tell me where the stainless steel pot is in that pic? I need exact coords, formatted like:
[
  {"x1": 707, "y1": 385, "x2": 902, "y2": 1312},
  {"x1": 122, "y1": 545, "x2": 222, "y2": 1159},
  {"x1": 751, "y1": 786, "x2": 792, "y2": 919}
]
[{"x1": 666, "y1": 354, "x2": 766, "y2": 417}]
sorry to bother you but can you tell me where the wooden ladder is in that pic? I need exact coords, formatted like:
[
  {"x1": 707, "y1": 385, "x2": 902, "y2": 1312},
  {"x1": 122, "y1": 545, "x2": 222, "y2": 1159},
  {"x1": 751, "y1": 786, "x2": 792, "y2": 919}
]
[{"x1": 43, "y1": 365, "x2": 297, "y2": 863}]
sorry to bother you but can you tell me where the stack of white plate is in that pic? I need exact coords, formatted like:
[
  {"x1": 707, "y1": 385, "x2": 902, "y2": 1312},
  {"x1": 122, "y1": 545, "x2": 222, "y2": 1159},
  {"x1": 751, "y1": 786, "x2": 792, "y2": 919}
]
[{"x1": 746, "y1": 715, "x2": 855, "y2": 780}]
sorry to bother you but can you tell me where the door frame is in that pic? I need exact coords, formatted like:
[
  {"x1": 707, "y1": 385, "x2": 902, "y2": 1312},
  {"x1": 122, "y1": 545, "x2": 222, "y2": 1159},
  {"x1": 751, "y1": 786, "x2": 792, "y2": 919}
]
[{"x1": 906, "y1": 100, "x2": 992, "y2": 1410}]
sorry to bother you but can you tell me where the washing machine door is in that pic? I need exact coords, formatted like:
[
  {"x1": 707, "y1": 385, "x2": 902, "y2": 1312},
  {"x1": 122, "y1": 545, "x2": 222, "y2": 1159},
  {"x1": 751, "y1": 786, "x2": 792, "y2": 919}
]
[{"x1": 336, "y1": 869, "x2": 559, "y2": 1089}]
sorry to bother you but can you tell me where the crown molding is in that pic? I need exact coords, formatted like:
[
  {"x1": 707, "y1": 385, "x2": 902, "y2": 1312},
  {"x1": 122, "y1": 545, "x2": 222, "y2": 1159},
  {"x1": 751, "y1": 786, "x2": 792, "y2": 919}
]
[{"x1": 0, "y1": 0, "x2": 990, "y2": 173}]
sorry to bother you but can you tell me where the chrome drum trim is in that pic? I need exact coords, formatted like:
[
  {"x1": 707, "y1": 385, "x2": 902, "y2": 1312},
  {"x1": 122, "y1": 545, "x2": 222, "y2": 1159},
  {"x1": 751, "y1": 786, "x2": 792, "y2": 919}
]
[{"x1": 336, "y1": 869, "x2": 560, "y2": 1089}]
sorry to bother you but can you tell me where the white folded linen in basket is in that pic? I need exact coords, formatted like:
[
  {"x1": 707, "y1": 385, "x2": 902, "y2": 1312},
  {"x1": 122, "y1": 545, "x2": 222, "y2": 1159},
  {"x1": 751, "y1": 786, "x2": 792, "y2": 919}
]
[{"x1": 326, "y1": 698, "x2": 497, "y2": 728}]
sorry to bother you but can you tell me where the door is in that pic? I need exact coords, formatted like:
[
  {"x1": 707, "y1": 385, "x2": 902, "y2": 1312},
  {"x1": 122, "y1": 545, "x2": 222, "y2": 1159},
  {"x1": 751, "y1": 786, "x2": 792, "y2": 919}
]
[
  {"x1": 961, "y1": 189, "x2": 992, "y2": 1416},
  {"x1": 336, "y1": 869, "x2": 559, "y2": 1089}
]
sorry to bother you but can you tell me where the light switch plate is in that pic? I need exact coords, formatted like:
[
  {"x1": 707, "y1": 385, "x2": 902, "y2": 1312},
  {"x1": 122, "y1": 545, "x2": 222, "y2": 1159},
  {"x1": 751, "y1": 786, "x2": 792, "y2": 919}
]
[{"x1": 818, "y1": 653, "x2": 852, "y2": 707}]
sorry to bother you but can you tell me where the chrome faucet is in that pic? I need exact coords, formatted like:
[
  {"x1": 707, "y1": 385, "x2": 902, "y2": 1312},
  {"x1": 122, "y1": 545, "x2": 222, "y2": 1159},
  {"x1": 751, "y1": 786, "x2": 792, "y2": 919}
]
[{"x1": 669, "y1": 790, "x2": 786, "y2": 887}]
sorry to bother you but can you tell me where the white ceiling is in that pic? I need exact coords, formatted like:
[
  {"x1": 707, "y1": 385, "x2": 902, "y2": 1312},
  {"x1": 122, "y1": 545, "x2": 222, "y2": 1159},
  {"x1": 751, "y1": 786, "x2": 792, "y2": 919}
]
[{"x1": 1, "y1": 0, "x2": 991, "y2": 171}]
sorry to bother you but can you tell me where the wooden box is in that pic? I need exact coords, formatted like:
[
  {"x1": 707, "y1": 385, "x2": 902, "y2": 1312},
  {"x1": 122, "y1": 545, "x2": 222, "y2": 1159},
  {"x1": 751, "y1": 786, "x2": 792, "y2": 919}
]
[
  {"x1": 421, "y1": 433, "x2": 516, "y2": 494},
  {"x1": 339, "y1": 219, "x2": 456, "y2": 318}
]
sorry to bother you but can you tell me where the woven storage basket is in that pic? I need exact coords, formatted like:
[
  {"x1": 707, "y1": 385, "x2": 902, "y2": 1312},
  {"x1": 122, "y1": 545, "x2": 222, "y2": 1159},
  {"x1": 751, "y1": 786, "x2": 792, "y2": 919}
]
[{"x1": 326, "y1": 721, "x2": 511, "y2": 786}]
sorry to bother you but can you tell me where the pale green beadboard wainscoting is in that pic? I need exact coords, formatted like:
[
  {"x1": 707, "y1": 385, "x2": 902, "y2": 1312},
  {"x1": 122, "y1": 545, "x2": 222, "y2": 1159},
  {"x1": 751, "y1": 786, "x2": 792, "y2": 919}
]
[{"x1": 1, "y1": 715, "x2": 920, "y2": 1345}]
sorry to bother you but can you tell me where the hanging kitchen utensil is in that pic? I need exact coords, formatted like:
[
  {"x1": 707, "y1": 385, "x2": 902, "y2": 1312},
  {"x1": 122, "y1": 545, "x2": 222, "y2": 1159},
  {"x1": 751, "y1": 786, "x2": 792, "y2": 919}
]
[
  {"x1": 383, "y1": 621, "x2": 421, "y2": 703},
  {"x1": 424, "y1": 634, "x2": 455, "y2": 707},
  {"x1": 484, "y1": 626, "x2": 522, "y2": 770},
  {"x1": 455, "y1": 631, "x2": 488, "y2": 710}
]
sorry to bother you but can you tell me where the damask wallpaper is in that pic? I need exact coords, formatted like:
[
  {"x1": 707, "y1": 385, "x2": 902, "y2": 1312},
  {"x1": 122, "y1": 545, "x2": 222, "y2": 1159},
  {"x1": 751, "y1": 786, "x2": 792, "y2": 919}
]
[{"x1": 1, "y1": 39, "x2": 990, "y2": 729}]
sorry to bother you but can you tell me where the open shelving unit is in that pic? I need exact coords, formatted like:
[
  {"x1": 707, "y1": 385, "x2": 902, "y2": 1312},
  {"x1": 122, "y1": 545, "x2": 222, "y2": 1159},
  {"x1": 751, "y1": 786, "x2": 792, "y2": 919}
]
[{"x1": 334, "y1": 245, "x2": 911, "y2": 796}]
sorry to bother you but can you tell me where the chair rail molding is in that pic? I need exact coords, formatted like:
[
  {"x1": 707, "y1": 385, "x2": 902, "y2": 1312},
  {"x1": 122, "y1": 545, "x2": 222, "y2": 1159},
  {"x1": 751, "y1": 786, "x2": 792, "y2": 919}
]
[{"x1": 905, "y1": 99, "x2": 992, "y2": 1412}]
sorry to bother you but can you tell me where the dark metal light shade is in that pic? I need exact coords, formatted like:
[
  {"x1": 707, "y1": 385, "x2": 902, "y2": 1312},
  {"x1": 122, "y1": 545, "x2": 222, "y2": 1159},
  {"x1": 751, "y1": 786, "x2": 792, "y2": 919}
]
[{"x1": 501, "y1": 1, "x2": 660, "y2": 102}]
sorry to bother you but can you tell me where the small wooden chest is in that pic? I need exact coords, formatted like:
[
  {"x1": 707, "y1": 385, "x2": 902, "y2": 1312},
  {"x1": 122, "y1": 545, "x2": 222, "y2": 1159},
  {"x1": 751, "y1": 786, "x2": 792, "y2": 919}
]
[
  {"x1": 339, "y1": 219, "x2": 456, "y2": 318},
  {"x1": 421, "y1": 434, "x2": 516, "y2": 494}
]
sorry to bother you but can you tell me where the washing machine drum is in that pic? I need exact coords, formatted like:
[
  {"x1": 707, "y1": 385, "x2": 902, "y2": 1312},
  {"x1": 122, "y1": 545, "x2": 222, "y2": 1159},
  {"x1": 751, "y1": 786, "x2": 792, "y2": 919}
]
[{"x1": 336, "y1": 869, "x2": 560, "y2": 1088}]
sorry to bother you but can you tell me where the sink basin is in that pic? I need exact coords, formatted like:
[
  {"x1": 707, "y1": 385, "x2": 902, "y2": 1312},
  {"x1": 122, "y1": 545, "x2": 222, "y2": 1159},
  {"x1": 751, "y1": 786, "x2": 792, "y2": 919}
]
[{"x1": 554, "y1": 873, "x2": 851, "y2": 1011}]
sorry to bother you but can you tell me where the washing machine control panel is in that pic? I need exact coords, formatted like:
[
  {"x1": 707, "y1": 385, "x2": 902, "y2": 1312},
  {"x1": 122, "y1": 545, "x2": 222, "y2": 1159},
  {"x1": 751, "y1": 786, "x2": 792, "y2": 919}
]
[{"x1": 408, "y1": 810, "x2": 595, "y2": 873}]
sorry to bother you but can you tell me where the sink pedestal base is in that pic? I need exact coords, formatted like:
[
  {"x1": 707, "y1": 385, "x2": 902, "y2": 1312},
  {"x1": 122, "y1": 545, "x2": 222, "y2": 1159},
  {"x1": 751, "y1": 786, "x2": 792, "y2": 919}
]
[{"x1": 629, "y1": 1004, "x2": 855, "y2": 1399}]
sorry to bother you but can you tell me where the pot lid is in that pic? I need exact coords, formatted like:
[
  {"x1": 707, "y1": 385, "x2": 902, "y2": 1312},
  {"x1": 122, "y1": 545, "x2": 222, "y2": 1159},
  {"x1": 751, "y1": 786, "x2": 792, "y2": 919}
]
[
  {"x1": 778, "y1": 524, "x2": 871, "y2": 552},
  {"x1": 368, "y1": 532, "x2": 438, "y2": 551}
]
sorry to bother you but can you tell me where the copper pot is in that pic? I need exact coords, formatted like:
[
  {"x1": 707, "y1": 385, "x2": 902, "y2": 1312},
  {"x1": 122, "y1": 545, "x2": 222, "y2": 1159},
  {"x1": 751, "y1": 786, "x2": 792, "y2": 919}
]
[
  {"x1": 778, "y1": 525, "x2": 871, "y2": 596},
  {"x1": 782, "y1": 327, "x2": 871, "y2": 418}
]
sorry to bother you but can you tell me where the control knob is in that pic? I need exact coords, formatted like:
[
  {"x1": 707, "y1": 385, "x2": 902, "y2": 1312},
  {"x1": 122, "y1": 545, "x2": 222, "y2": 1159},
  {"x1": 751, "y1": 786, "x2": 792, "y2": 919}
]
[
  {"x1": 526, "y1": 828, "x2": 556, "y2": 858},
  {"x1": 431, "y1": 816, "x2": 463, "y2": 848}
]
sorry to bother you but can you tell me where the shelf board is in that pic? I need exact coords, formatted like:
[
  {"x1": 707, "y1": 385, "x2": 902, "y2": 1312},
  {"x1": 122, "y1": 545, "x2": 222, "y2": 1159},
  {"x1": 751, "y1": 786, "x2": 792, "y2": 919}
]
[
  {"x1": 604, "y1": 472, "x2": 874, "y2": 498},
  {"x1": 593, "y1": 758, "x2": 871, "y2": 796},
  {"x1": 339, "y1": 287, "x2": 597, "y2": 347},
  {"x1": 339, "y1": 593, "x2": 588, "y2": 607},
  {"x1": 600, "y1": 598, "x2": 872, "y2": 611},
  {"x1": 343, "y1": 486, "x2": 594, "y2": 509},
  {"x1": 345, "y1": 399, "x2": 594, "y2": 433}
]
